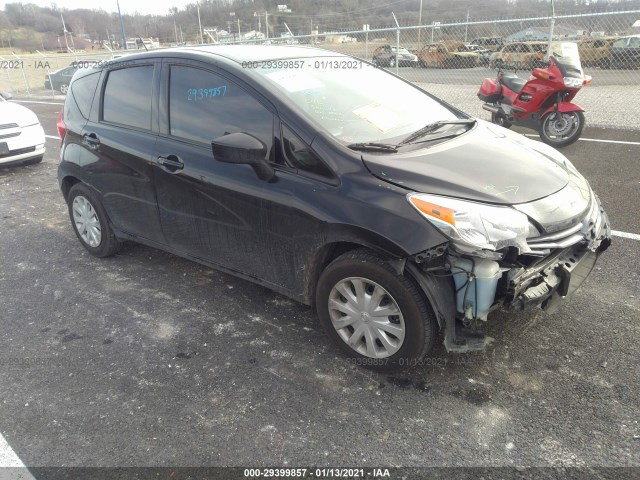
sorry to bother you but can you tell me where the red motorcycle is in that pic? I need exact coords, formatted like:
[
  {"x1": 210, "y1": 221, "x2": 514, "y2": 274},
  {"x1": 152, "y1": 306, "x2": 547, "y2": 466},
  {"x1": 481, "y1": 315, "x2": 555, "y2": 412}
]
[{"x1": 478, "y1": 42, "x2": 591, "y2": 148}]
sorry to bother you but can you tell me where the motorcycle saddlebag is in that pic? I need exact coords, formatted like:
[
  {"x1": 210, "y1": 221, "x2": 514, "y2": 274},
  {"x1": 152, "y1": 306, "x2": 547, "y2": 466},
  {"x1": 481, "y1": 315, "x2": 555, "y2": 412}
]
[{"x1": 477, "y1": 79, "x2": 501, "y2": 103}]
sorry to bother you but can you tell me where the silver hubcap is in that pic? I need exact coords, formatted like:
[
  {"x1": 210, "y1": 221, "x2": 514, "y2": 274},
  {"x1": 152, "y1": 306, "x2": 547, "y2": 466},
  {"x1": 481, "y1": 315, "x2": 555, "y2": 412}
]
[
  {"x1": 72, "y1": 195, "x2": 101, "y2": 248},
  {"x1": 545, "y1": 112, "x2": 579, "y2": 139},
  {"x1": 328, "y1": 277, "x2": 405, "y2": 358}
]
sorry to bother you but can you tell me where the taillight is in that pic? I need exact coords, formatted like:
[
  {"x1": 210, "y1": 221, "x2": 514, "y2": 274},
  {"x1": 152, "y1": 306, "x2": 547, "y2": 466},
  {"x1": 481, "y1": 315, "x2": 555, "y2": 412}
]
[{"x1": 56, "y1": 110, "x2": 66, "y2": 142}]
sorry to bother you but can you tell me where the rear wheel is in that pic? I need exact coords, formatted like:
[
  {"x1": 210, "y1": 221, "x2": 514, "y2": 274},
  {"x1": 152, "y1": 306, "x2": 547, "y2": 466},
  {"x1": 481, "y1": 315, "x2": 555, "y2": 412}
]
[
  {"x1": 389, "y1": 57, "x2": 396, "y2": 68},
  {"x1": 67, "y1": 183, "x2": 121, "y2": 257},
  {"x1": 59, "y1": 83, "x2": 69, "y2": 94},
  {"x1": 539, "y1": 110, "x2": 585, "y2": 148},
  {"x1": 491, "y1": 112, "x2": 512, "y2": 129},
  {"x1": 315, "y1": 249, "x2": 437, "y2": 373}
]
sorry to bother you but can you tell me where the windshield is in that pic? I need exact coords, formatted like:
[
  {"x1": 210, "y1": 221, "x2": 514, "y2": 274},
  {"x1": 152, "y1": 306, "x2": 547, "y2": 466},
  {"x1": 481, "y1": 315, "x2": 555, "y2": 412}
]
[
  {"x1": 252, "y1": 56, "x2": 459, "y2": 144},
  {"x1": 546, "y1": 42, "x2": 583, "y2": 77}
]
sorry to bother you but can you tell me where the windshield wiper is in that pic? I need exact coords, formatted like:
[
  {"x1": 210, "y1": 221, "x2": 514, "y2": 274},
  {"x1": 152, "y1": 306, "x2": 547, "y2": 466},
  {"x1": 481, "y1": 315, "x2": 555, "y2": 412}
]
[
  {"x1": 398, "y1": 119, "x2": 476, "y2": 146},
  {"x1": 347, "y1": 142, "x2": 398, "y2": 153}
]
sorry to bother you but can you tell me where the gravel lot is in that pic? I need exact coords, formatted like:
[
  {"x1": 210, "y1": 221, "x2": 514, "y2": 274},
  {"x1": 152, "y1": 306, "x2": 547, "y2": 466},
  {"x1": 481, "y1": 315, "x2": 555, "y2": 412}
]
[{"x1": 0, "y1": 102, "x2": 638, "y2": 477}]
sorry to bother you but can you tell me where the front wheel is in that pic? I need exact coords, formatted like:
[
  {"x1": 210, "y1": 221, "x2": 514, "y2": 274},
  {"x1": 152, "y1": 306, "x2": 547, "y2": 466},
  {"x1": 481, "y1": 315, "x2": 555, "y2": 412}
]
[
  {"x1": 315, "y1": 249, "x2": 437, "y2": 373},
  {"x1": 389, "y1": 57, "x2": 396, "y2": 68},
  {"x1": 539, "y1": 110, "x2": 585, "y2": 148}
]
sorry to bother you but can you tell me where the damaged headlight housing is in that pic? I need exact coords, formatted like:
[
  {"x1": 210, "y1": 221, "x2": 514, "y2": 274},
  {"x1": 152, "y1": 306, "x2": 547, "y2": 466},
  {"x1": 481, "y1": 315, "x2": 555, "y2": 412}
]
[{"x1": 407, "y1": 193, "x2": 539, "y2": 258}]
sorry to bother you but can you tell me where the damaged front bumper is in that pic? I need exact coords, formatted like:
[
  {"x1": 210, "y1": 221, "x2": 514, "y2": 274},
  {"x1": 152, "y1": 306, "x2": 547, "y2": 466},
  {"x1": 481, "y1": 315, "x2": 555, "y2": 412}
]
[
  {"x1": 505, "y1": 194, "x2": 611, "y2": 313},
  {"x1": 410, "y1": 193, "x2": 611, "y2": 353}
]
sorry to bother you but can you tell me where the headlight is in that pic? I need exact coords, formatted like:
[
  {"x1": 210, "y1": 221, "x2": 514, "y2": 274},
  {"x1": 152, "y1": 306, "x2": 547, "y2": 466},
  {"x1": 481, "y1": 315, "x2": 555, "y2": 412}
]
[
  {"x1": 563, "y1": 77, "x2": 583, "y2": 88},
  {"x1": 407, "y1": 193, "x2": 539, "y2": 257}
]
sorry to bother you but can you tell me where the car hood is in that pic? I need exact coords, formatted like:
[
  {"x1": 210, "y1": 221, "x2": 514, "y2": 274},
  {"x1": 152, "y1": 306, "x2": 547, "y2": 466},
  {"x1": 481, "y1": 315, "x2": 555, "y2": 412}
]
[
  {"x1": 362, "y1": 120, "x2": 572, "y2": 206},
  {"x1": 0, "y1": 101, "x2": 40, "y2": 127}
]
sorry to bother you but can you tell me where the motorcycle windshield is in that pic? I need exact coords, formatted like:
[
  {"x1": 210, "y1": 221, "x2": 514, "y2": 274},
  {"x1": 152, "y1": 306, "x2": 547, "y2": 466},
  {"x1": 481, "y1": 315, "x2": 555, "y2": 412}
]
[{"x1": 547, "y1": 42, "x2": 584, "y2": 78}]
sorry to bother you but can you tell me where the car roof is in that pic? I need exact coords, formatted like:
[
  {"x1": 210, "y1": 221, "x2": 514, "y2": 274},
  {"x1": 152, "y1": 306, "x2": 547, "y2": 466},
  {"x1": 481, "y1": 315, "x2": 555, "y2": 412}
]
[{"x1": 107, "y1": 44, "x2": 348, "y2": 65}]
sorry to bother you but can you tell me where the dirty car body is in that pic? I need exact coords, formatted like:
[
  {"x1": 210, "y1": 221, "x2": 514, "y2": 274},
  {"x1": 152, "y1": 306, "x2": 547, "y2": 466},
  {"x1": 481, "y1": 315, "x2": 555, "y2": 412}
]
[{"x1": 57, "y1": 46, "x2": 611, "y2": 372}]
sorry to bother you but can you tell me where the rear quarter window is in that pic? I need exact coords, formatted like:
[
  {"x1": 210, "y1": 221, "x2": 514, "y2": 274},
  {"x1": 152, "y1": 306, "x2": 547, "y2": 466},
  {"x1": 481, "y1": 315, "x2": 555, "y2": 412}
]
[{"x1": 69, "y1": 72, "x2": 100, "y2": 119}]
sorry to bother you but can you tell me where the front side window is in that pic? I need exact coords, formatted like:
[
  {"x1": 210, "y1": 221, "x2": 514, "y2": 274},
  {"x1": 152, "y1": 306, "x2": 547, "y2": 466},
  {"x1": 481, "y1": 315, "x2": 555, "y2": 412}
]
[
  {"x1": 102, "y1": 65, "x2": 154, "y2": 130},
  {"x1": 168, "y1": 65, "x2": 273, "y2": 159}
]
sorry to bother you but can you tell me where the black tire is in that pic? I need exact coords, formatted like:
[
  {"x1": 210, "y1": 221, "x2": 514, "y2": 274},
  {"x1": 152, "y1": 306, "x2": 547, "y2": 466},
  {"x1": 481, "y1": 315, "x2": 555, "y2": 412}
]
[
  {"x1": 389, "y1": 57, "x2": 396, "y2": 68},
  {"x1": 59, "y1": 83, "x2": 69, "y2": 95},
  {"x1": 67, "y1": 183, "x2": 121, "y2": 258},
  {"x1": 539, "y1": 110, "x2": 585, "y2": 148},
  {"x1": 491, "y1": 112, "x2": 512, "y2": 129},
  {"x1": 315, "y1": 248, "x2": 437, "y2": 373}
]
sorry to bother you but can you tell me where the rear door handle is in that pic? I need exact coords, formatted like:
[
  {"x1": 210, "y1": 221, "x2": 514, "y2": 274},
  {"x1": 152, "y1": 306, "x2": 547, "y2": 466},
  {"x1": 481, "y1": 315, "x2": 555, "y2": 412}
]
[
  {"x1": 83, "y1": 133, "x2": 100, "y2": 149},
  {"x1": 157, "y1": 154, "x2": 184, "y2": 172}
]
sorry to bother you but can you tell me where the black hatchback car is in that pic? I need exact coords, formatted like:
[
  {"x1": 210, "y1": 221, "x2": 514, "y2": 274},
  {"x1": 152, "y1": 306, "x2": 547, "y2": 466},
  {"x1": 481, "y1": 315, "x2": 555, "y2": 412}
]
[{"x1": 57, "y1": 46, "x2": 611, "y2": 372}]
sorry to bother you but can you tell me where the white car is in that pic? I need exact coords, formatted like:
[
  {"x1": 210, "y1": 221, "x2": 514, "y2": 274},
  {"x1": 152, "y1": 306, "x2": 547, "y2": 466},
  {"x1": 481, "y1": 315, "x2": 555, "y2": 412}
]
[{"x1": 0, "y1": 92, "x2": 46, "y2": 167}]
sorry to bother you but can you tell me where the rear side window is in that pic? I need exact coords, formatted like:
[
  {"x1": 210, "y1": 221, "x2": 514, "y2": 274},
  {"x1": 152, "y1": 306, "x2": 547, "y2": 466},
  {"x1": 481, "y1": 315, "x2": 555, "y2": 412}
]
[
  {"x1": 102, "y1": 65, "x2": 154, "y2": 130},
  {"x1": 168, "y1": 65, "x2": 273, "y2": 156},
  {"x1": 70, "y1": 72, "x2": 100, "y2": 119}
]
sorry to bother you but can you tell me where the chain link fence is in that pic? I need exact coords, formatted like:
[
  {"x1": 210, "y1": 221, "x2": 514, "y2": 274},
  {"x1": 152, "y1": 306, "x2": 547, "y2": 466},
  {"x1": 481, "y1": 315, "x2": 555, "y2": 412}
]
[
  {"x1": 290, "y1": 10, "x2": 640, "y2": 129},
  {"x1": 1, "y1": 10, "x2": 638, "y2": 128}
]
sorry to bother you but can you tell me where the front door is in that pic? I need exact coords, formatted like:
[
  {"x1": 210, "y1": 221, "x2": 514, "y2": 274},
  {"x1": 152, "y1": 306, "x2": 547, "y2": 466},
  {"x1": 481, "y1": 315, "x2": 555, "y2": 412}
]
[{"x1": 153, "y1": 63, "x2": 277, "y2": 279}]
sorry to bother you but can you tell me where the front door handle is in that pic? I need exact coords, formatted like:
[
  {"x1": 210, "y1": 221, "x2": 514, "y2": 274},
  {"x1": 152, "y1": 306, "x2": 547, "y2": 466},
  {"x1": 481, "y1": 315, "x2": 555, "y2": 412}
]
[{"x1": 158, "y1": 154, "x2": 184, "y2": 172}]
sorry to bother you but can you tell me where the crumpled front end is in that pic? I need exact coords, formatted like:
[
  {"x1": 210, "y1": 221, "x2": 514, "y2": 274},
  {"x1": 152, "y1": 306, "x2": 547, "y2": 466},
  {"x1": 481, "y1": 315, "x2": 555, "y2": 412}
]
[
  {"x1": 447, "y1": 188, "x2": 610, "y2": 319},
  {"x1": 410, "y1": 185, "x2": 611, "y2": 353},
  {"x1": 505, "y1": 192, "x2": 610, "y2": 312}
]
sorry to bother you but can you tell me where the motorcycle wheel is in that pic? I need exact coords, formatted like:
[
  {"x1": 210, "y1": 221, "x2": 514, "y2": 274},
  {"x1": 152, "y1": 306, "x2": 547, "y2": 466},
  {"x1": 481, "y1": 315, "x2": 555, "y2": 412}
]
[
  {"x1": 491, "y1": 112, "x2": 512, "y2": 129},
  {"x1": 539, "y1": 111, "x2": 585, "y2": 148}
]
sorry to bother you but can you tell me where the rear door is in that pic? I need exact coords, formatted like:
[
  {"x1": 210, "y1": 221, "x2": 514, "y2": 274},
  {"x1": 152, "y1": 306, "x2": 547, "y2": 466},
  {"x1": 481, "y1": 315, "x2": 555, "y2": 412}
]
[{"x1": 81, "y1": 60, "x2": 164, "y2": 243}]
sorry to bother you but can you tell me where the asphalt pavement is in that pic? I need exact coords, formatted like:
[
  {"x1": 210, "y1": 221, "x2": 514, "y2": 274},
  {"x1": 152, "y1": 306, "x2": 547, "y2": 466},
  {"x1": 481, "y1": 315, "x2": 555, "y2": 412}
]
[{"x1": 0, "y1": 101, "x2": 638, "y2": 473}]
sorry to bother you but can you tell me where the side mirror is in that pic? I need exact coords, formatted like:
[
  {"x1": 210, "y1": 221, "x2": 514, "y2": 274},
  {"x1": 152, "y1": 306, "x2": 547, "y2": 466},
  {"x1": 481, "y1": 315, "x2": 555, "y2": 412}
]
[
  {"x1": 211, "y1": 132, "x2": 274, "y2": 182},
  {"x1": 0, "y1": 92, "x2": 13, "y2": 100}
]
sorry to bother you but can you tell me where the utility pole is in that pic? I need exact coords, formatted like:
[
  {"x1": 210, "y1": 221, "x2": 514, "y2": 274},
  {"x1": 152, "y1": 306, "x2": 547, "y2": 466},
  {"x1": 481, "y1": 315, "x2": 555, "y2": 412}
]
[
  {"x1": 197, "y1": 2, "x2": 204, "y2": 44},
  {"x1": 464, "y1": 9, "x2": 470, "y2": 43},
  {"x1": 547, "y1": 0, "x2": 556, "y2": 50},
  {"x1": 237, "y1": 18, "x2": 241, "y2": 39},
  {"x1": 265, "y1": 12, "x2": 269, "y2": 39},
  {"x1": 174, "y1": 20, "x2": 179, "y2": 45},
  {"x1": 60, "y1": 14, "x2": 70, "y2": 52},
  {"x1": 418, "y1": 0, "x2": 423, "y2": 45},
  {"x1": 116, "y1": 0, "x2": 127, "y2": 50}
]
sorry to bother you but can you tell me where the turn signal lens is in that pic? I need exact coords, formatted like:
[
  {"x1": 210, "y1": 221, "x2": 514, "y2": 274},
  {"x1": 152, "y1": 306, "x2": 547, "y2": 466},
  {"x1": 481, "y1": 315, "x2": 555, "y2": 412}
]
[
  {"x1": 409, "y1": 197, "x2": 455, "y2": 226},
  {"x1": 532, "y1": 68, "x2": 554, "y2": 80}
]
